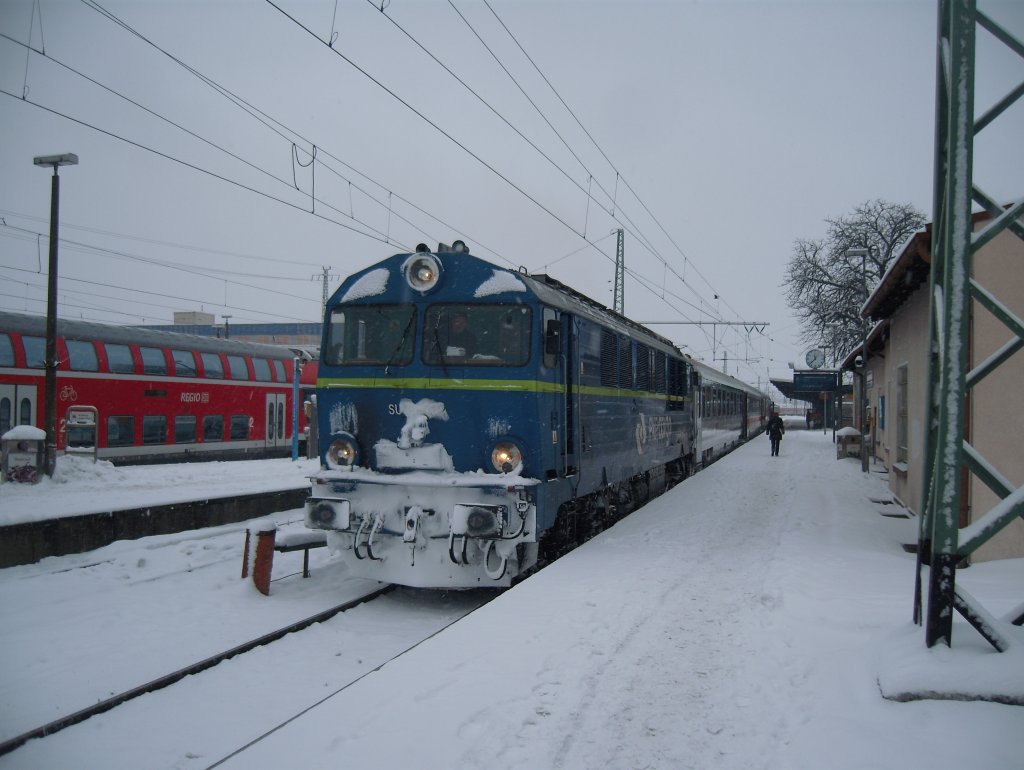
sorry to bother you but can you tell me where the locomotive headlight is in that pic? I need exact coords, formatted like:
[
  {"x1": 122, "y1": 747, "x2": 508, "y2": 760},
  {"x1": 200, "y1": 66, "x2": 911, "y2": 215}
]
[
  {"x1": 326, "y1": 433, "x2": 359, "y2": 469},
  {"x1": 490, "y1": 441, "x2": 523, "y2": 473},
  {"x1": 403, "y1": 254, "x2": 442, "y2": 293}
]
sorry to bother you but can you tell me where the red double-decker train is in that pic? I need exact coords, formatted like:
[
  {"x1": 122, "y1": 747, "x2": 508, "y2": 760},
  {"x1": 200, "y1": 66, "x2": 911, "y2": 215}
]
[{"x1": 0, "y1": 310, "x2": 317, "y2": 465}]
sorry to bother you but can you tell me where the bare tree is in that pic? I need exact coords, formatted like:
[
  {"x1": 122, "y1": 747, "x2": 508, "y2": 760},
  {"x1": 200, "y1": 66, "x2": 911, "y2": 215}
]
[{"x1": 784, "y1": 199, "x2": 926, "y2": 364}]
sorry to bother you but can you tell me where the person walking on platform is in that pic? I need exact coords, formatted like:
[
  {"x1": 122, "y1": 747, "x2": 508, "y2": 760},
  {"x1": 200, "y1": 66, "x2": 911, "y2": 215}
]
[{"x1": 767, "y1": 411, "x2": 785, "y2": 457}]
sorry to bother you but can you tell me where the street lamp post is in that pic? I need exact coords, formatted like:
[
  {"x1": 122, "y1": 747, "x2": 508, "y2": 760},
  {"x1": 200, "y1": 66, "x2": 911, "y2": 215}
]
[
  {"x1": 33, "y1": 152, "x2": 79, "y2": 478},
  {"x1": 846, "y1": 247, "x2": 871, "y2": 473}
]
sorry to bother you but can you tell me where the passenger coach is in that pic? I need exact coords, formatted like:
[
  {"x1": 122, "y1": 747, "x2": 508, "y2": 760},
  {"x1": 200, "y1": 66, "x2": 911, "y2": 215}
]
[{"x1": 0, "y1": 310, "x2": 314, "y2": 465}]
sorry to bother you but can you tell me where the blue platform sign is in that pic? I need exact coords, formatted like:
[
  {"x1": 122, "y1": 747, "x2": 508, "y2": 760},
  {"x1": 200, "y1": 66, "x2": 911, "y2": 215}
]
[{"x1": 793, "y1": 370, "x2": 839, "y2": 393}]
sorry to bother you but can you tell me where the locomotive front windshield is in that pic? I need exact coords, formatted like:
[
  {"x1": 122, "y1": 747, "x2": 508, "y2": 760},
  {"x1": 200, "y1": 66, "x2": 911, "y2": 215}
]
[
  {"x1": 422, "y1": 304, "x2": 531, "y2": 366},
  {"x1": 325, "y1": 305, "x2": 416, "y2": 366}
]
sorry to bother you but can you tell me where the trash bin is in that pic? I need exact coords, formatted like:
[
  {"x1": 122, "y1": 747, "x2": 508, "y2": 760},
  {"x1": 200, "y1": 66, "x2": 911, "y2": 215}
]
[{"x1": 2, "y1": 425, "x2": 47, "y2": 483}]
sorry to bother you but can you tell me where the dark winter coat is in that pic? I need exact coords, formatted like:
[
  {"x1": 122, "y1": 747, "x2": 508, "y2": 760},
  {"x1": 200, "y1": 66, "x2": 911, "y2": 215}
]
[{"x1": 767, "y1": 415, "x2": 785, "y2": 441}]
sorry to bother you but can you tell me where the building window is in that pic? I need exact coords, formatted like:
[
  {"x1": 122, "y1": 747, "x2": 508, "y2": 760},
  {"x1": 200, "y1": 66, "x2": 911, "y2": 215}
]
[{"x1": 896, "y1": 364, "x2": 908, "y2": 464}]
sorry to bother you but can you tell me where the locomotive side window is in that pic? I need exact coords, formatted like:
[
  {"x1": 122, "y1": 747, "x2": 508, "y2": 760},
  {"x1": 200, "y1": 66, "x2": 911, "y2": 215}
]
[
  {"x1": 22, "y1": 335, "x2": 45, "y2": 368},
  {"x1": 328, "y1": 305, "x2": 415, "y2": 366},
  {"x1": 230, "y1": 415, "x2": 249, "y2": 440},
  {"x1": 140, "y1": 347, "x2": 167, "y2": 375},
  {"x1": 106, "y1": 416, "x2": 134, "y2": 446},
  {"x1": 142, "y1": 415, "x2": 167, "y2": 444},
  {"x1": 201, "y1": 352, "x2": 224, "y2": 379},
  {"x1": 65, "y1": 339, "x2": 99, "y2": 371},
  {"x1": 252, "y1": 358, "x2": 272, "y2": 382},
  {"x1": 106, "y1": 343, "x2": 135, "y2": 373},
  {"x1": 172, "y1": 349, "x2": 197, "y2": 377},
  {"x1": 203, "y1": 415, "x2": 224, "y2": 441},
  {"x1": 174, "y1": 415, "x2": 197, "y2": 443},
  {"x1": 0, "y1": 334, "x2": 12, "y2": 366},
  {"x1": 422, "y1": 305, "x2": 530, "y2": 366},
  {"x1": 227, "y1": 355, "x2": 249, "y2": 380}
]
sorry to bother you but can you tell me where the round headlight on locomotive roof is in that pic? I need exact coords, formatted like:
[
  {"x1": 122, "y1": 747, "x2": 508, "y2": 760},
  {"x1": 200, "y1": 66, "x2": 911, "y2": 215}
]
[
  {"x1": 326, "y1": 434, "x2": 359, "y2": 469},
  {"x1": 490, "y1": 441, "x2": 523, "y2": 474},
  {"x1": 404, "y1": 253, "x2": 442, "y2": 293}
]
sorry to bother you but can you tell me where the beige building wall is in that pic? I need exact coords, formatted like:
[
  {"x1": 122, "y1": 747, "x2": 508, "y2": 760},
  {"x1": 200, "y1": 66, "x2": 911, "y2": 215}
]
[
  {"x1": 969, "y1": 228, "x2": 1024, "y2": 561},
  {"x1": 873, "y1": 222, "x2": 1023, "y2": 562},
  {"x1": 877, "y1": 287, "x2": 931, "y2": 515}
]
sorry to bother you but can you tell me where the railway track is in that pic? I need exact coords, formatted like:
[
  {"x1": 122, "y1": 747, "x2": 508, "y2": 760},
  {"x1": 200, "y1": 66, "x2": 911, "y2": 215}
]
[{"x1": 0, "y1": 585, "x2": 393, "y2": 758}]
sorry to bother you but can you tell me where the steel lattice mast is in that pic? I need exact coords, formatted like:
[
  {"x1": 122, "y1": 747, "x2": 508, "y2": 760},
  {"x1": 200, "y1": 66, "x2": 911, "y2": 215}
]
[{"x1": 916, "y1": 0, "x2": 1024, "y2": 649}]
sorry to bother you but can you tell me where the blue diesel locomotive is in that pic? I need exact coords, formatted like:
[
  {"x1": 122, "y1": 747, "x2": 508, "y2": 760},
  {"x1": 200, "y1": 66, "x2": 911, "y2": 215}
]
[{"x1": 304, "y1": 242, "x2": 766, "y2": 588}]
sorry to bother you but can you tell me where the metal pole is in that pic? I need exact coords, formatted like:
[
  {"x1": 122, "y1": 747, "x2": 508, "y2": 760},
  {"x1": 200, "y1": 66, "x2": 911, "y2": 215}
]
[
  {"x1": 860, "y1": 248, "x2": 870, "y2": 472},
  {"x1": 43, "y1": 168, "x2": 60, "y2": 478},
  {"x1": 33, "y1": 153, "x2": 77, "y2": 478}
]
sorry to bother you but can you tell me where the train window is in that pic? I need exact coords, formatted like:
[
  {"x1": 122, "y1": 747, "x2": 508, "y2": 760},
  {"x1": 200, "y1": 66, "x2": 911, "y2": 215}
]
[
  {"x1": 203, "y1": 415, "x2": 224, "y2": 441},
  {"x1": 0, "y1": 397, "x2": 10, "y2": 434},
  {"x1": 227, "y1": 355, "x2": 249, "y2": 380},
  {"x1": 272, "y1": 360, "x2": 286, "y2": 382},
  {"x1": 106, "y1": 415, "x2": 134, "y2": 447},
  {"x1": 422, "y1": 304, "x2": 531, "y2": 366},
  {"x1": 142, "y1": 415, "x2": 167, "y2": 444},
  {"x1": 174, "y1": 415, "x2": 197, "y2": 444},
  {"x1": 229, "y1": 415, "x2": 249, "y2": 440},
  {"x1": 20, "y1": 397, "x2": 31, "y2": 425},
  {"x1": 252, "y1": 358, "x2": 272, "y2": 382},
  {"x1": 327, "y1": 304, "x2": 416, "y2": 366},
  {"x1": 172, "y1": 349, "x2": 197, "y2": 377},
  {"x1": 0, "y1": 334, "x2": 13, "y2": 367},
  {"x1": 106, "y1": 343, "x2": 135, "y2": 373},
  {"x1": 23, "y1": 336, "x2": 45, "y2": 368},
  {"x1": 200, "y1": 352, "x2": 224, "y2": 379},
  {"x1": 140, "y1": 347, "x2": 167, "y2": 375},
  {"x1": 65, "y1": 339, "x2": 99, "y2": 371}
]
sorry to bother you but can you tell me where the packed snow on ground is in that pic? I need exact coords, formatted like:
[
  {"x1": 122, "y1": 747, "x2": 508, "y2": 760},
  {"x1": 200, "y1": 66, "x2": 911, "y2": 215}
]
[{"x1": 0, "y1": 429, "x2": 1021, "y2": 769}]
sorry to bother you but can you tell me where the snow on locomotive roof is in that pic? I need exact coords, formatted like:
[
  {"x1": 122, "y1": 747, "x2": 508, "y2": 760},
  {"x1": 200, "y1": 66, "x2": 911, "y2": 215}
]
[{"x1": 0, "y1": 310, "x2": 298, "y2": 360}]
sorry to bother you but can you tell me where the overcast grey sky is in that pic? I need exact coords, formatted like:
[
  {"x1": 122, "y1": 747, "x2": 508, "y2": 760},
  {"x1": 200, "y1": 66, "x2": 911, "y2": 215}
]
[{"x1": 1, "y1": 0, "x2": 1021, "y2": 392}]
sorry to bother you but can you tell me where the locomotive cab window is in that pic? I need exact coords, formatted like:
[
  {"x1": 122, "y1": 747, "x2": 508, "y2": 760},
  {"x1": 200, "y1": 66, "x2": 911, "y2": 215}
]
[
  {"x1": 327, "y1": 304, "x2": 415, "y2": 366},
  {"x1": 422, "y1": 304, "x2": 531, "y2": 366}
]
